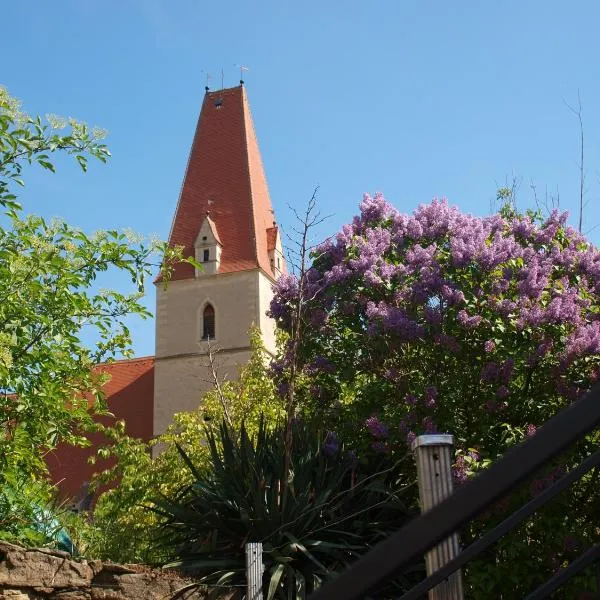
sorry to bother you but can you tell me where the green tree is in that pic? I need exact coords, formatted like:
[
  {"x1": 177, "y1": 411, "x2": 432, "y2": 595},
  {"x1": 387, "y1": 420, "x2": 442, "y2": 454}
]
[
  {"x1": 269, "y1": 193, "x2": 600, "y2": 598},
  {"x1": 0, "y1": 86, "x2": 188, "y2": 546},
  {"x1": 82, "y1": 329, "x2": 285, "y2": 564}
]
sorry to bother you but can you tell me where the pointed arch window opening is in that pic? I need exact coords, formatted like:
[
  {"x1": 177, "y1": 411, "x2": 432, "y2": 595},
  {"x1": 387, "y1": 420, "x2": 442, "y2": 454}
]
[{"x1": 202, "y1": 303, "x2": 216, "y2": 340}]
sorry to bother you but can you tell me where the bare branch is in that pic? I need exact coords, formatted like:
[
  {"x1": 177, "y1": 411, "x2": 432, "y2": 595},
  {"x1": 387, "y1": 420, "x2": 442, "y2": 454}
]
[
  {"x1": 277, "y1": 186, "x2": 333, "y2": 507},
  {"x1": 204, "y1": 337, "x2": 232, "y2": 427},
  {"x1": 530, "y1": 180, "x2": 541, "y2": 214},
  {"x1": 565, "y1": 91, "x2": 585, "y2": 232}
]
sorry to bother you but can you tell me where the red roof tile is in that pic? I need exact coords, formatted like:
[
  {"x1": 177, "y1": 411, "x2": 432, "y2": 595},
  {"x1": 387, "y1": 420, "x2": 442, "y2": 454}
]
[
  {"x1": 47, "y1": 357, "x2": 155, "y2": 500},
  {"x1": 266, "y1": 226, "x2": 278, "y2": 251},
  {"x1": 164, "y1": 85, "x2": 277, "y2": 281}
]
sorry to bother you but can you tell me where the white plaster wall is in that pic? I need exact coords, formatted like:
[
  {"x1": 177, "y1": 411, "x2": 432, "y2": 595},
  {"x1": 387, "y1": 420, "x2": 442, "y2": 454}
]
[
  {"x1": 153, "y1": 350, "x2": 251, "y2": 436},
  {"x1": 155, "y1": 270, "x2": 259, "y2": 358},
  {"x1": 153, "y1": 268, "x2": 279, "y2": 436}
]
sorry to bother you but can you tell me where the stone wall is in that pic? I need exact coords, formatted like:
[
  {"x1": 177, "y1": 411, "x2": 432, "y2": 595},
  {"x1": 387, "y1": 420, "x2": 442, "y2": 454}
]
[{"x1": 0, "y1": 542, "x2": 217, "y2": 600}]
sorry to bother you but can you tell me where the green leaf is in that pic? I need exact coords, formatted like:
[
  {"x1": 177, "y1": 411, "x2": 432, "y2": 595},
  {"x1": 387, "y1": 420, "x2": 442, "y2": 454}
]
[{"x1": 267, "y1": 563, "x2": 285, "y2": 600}]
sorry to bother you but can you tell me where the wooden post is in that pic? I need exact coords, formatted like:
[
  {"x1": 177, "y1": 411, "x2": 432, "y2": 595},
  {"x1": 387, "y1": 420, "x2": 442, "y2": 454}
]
[
  {"x1": 412, "y1": 434, "x2": 464, "y2": 600},
  {"x1": 246, "y1": 542, "x2": 263, "y2": 600}
]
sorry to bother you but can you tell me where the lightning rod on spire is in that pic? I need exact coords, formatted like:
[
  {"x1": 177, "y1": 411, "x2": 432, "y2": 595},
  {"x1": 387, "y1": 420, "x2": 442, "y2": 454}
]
[
  {"x1": 201, "y1": 69, "x2": 212, "y2": 91},
  {"x1": 236, "y1": 64, "x2": 249, "y2": 85}
]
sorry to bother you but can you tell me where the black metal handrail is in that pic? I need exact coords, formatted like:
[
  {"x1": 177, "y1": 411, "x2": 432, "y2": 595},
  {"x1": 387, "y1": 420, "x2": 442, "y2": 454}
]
[
  {"x1": 398, "y1": 449, "x2": 600, "y2": 600},
  {"x1": 309, "y1": 383, "x2": 600, "y2": 600}
]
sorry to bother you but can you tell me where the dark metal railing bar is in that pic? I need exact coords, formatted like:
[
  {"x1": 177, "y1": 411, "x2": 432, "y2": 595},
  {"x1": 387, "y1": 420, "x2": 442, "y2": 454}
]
[
  {"x1": 523, "y1": 545, "x2": 600, "y2": 600},
  {"x1": 397, "y1": 449, "x2": 600, "y2": 600},
  {"x1": 309, "y1": 384, "x2": 600, "y2": 600}
]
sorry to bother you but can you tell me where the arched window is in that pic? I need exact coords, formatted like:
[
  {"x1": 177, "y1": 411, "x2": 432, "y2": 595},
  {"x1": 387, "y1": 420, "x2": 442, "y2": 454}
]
[{"x1": 202, "y1": 304, "x2": 215, "y2": 340}]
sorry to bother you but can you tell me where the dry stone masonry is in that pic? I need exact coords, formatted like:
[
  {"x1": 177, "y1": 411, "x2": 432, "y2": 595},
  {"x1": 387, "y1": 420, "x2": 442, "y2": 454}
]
[{"x1": 0, "y1": 542, "x2": 212, "y2": 600}]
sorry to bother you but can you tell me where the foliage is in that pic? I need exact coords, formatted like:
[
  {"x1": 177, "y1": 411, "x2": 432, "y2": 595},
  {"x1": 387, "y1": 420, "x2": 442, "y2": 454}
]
[
  {"x1": 82, "y1": 330, "x2": 285, "y2": 564},
  {"x1": 152, "y1": 417, "x2": 419, "y2": 599},
  {"x1": 0, "y1": 470, "x2": 56, "y2": 547},
  {"x1": 269, "y1": 193, "x2": 600, "y2": 598},
  {"x1": 0, "y1": 86, "x2": 190, "y2": 547}
]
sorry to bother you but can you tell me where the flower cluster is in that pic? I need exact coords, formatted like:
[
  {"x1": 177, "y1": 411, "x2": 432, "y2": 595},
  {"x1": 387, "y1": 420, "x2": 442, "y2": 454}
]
[
  {"x1": 365, "y1": 415, "x2": 389, "y2": 439},
  {"x1": 269, "y1": 193, "x2": 600, "y2": 491}
]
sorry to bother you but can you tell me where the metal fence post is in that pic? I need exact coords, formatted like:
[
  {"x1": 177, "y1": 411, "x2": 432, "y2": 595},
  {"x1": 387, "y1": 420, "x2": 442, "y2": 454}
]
[
  {"x1": 246, "y1": 542, "x2": 264, "y2": 600},
  {"x1": 412, "y1": 434, "x2": 464, "y2": 600}
]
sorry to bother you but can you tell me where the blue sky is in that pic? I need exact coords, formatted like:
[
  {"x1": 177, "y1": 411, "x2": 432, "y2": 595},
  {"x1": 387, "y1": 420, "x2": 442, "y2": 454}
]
[{"x1": 4, "y1": 1, "x2": 600, "y2": 356}]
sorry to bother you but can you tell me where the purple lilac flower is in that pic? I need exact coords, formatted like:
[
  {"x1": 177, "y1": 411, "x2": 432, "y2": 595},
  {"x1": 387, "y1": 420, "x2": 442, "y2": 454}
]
[
  {"x1": 528, "y1": 339, "x2": 553, "y2": 365},
  {"x1": 359, "y1": 192, "x2": 398, "y2": 223},
  {"x1": 423, "y1": 305, "x2": 442, "y2": 325},
  {"x1": 406, "y1": 431, "x2": 417, "y2": 447},
  {"x1": 425, "y1": 386, "x2": 437, "y2": 400},
  {"x1": 468, "y1": 449, "x2": 480, "y2": 462},
  {"x1": 526, "y1": 424, "x2": 537, "y2": 438},
  {"x1": 434, "y1": 333, "x2": 460, "y2": 353},
  {"x1": 422, "y1": 417, "x2": 437, "y2": 433},
  {"x1": 405, "y1": 394, "x2": 418, "y2": 406},
  {"x1": 496, "y1": 386, "x2": 509, "y2": 399},
  {"x1": 276, "y1": 381, "x2": 290, "y2": 398},
  {"x1": 383, "y1": 367, "x2": 399, "y2": 381},
  {"x1": 498, "y1": 299, "x2": 517, "y2": 316},
  {"x1": 309, "y1": 355, "x2": 335, "y2": 374},
  {"x1": 323, "y1": 432, "x2": 339, "y2": 457},
  {"x1": 365, "y1": 301, "x2": 425, "y2": 340},
  {"x1": 424, "y1": 386, "x2": 437, "y2": 408},
  {"x1": 406, "y1": 219, "x2": 423, "y2": 239},
  {"x1": 500, "y1": 359, "x2": 514, "y2": 384},
  {"x1": 406, "y1": 244, "x2": 437, "y2": 269},
  {"x1": 484, "y1": 340, "x2": 496, "y2": 353},
  {"x1": 365, "y1": 415, "x2": 389, "y2": 439},
  {"x1": 564, "y1": 322, "x2": 600, "y2": 363},
  {"x1": 457, "y1": 309, "x2": 482, "y2": 329},
  {"x1": 453, "y1": 455, "x2": 468, "y2": 485},
  {"x1": 269, "y1": 196, "x2": 600, "y2": 442},
  {"x1": 511, "y1": 216, "x2": 536, "y2": 238}
]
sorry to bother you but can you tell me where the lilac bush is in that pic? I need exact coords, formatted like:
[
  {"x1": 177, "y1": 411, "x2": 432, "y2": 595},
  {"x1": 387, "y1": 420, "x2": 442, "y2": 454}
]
[
  {"x1": 269, "y1": 194, "x2": 600, "y2": 597},
  {"x1": 270, "y1": 194, "x2": 600, "y2": 448}
]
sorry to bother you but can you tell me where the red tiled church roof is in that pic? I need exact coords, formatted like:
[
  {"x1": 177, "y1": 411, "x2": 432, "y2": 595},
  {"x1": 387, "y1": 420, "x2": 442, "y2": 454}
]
[
  {"x1": 47, "y1": 357, "x2": 155, "y2": 500},
  {"x1": 166, "y1": 85, "x2": 276, "y2": 281},
  {"x1": 95, "y1": 356, "x2": 155, "y2": 403},
  {"x1": 266, "y1": 226, "x2": 278, "y2": 252}
]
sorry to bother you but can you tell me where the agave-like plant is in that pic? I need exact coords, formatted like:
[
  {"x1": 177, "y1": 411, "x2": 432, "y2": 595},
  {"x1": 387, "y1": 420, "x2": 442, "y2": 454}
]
[{"x1": 151, "y1": 418, "x2": 421, "y2": 599}]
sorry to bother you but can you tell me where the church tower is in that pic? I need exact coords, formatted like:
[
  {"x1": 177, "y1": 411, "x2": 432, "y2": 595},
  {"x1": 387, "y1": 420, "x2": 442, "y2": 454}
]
[{"x1": 153, "y1": 84, "x2": 285, "y2": 436}]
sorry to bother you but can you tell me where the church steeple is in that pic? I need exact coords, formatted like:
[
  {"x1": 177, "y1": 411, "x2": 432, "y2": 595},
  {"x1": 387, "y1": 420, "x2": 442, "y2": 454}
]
[
  {"x1": 167, "y1": 84, "x2": 280, "y2": 280},
  {"x1": 153, "y1": 84, "x2": 283, "y2": 437}
]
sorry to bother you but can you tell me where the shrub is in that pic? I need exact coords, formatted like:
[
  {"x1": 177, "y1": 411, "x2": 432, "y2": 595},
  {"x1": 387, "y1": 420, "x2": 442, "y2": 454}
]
[
  {"x1": 268, "y1": 195, "x2": 600, "y2": 598},
  {"x1": 152, "y1": 418, "x2": 419, "y2": 599}
]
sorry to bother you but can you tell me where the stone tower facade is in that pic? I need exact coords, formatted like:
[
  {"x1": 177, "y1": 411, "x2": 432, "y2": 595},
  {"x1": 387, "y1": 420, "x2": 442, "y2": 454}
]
[{"x1": 153, "y1": 84, "x2": 284, "y2": 436}]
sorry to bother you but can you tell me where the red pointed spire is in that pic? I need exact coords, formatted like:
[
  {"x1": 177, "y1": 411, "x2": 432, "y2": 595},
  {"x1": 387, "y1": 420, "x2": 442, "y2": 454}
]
[{"x1": 165, "y1": 85, "x2": 276, "y2": 280}]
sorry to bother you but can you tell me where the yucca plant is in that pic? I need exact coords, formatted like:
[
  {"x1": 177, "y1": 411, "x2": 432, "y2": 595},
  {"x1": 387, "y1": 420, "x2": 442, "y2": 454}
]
[{"x1": 151, "y1": 418, "x2": 421, "y2": 599}]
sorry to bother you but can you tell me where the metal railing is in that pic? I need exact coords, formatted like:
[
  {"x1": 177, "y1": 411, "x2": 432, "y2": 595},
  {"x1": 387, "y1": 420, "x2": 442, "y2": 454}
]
[{"x1": 309, "y1": 383, "x2": 600, "y2": 600}]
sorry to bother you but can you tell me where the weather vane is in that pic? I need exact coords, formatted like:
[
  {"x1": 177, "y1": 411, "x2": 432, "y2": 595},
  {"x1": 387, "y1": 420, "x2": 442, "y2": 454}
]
[
  {"x1": 236, "y1": 64, "x2": 249, "y2": 84},
  {"x1": 201, "y1": 69, "x2": 212, "y2": 91}
]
